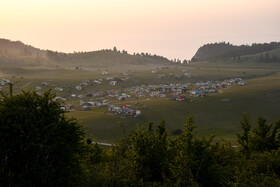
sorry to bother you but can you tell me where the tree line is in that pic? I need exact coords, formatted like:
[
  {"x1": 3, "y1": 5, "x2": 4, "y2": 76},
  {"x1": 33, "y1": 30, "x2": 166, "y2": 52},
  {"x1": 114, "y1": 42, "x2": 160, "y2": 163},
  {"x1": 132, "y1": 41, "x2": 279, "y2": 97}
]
[
  {"x1": 0, "y1": 88, "x2": 280, "y2": 186},
  {"x1": 258, "y1": 52, "x2": 280, "y2": 63},
  {"x1": 191, "y1": 42, "x2": 280, "y2": 62}
]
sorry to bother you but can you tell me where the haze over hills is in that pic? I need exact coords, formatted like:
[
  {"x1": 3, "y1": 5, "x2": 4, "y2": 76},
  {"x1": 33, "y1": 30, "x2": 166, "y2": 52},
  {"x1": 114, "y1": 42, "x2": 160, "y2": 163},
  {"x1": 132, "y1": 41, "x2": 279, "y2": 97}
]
[
  {"x1": 1, "y1": 38, "x2": 280, "y2": 68},
  {"x1": 191, "y1": 42, "x2": 280, "y2": 62},
  {"x1": 0, "y1": 39, "x2": 173, "y2": 68}
]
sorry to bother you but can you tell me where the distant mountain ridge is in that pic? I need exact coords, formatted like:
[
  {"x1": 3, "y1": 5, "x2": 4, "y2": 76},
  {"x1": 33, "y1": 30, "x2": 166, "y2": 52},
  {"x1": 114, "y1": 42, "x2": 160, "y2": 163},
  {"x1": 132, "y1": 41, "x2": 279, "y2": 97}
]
[
  {"x1": 191, "y1": 42, "x2": 280, "y2": 62},
  {"x1": 0, "y1": 38, "x2": 173, "y2": 67}
]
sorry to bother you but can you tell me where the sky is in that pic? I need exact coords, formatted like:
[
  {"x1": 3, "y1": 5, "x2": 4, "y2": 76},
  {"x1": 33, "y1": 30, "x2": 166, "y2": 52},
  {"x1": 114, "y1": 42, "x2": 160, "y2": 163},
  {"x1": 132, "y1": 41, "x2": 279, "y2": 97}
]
[{"x1": 1, "y1": 0, "x2": 280, "y2": 60}]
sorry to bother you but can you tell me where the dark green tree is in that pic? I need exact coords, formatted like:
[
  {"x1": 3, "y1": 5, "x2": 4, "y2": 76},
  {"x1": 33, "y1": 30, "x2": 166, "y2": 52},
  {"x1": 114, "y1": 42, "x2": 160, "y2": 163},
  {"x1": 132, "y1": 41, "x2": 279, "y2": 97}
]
[
  {"x1": 170, "y1": 114, "x2": 221, "y2": 186},
  {"x1": 237, "y1": 113, "x2": 251, "y2": 153},
  {"x1": 265, "y1": 52, "x2": 270, "y2": 62},
  {"x1": 113, "y1": 120, "x2": 169, "y2": 184},
  {"x1": 251, "y1": 118, "x2": 280, "y2": 152},
  {"x1": 0, "y1": 88, "x2": 85, "y2": 186},
  {"x1": 259, "y1": 53, "x2": 264, "y2": 62}
]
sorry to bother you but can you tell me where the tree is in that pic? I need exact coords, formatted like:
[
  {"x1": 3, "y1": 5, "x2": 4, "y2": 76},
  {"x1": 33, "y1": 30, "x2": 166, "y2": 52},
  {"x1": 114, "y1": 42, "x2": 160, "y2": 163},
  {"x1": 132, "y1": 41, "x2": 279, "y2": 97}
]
[
  {"x1": 170, "y1": 114, "x2": 220, "y2": 186},
  {"x1": 237, "y1": 113, "x2": 251, "y2": 153},
  {"x1": 259, "y1": 54, "x2": 264, "y2": 62},
  {"x1": 237, "y1": 55, "x2": 241, "y2": 61},
  {"x1": 114, "y1": 120, "x2": 169, "y2": 184},
  {"x1": 237, "y1": 114, "x2": 280, "y2": 153},
  {"x1": 265, "y1": 52, "x2": 270, "y2": 62},
  {"x1": 251, "y1": 118, "x2": 280, "y2": 152},
  {"x1": 177, "y1": 59, "x2": 181, "y2": 64},
  {"x1": 0, "y1": 87, "x2": 85, "y2": 186}
]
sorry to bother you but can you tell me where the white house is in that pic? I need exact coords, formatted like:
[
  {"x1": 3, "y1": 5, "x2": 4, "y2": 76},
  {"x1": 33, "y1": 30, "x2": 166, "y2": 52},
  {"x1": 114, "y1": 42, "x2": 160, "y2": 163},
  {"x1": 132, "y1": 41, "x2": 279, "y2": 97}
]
[
  {"x1": 110, "y1": 81, "x2": 117, "y2": 86},
  {"x1": 94, "y1": 80, "x2": 102, "y2": 84},
  {"x1": 136, "y1": 110, "x2": 141, "y2": 116},
  {"x1": 106, "y1": 77, "x2": 114, "y2": 80},
  {"x1": 36, "y1": 86, "x2": 42, "y2": 90},
  {"x1": 54, "y1": 87, "x2": 63, "y2": 92},
  {"x1": 76, "y1": 85, "x2": 82, "y2": 90}
]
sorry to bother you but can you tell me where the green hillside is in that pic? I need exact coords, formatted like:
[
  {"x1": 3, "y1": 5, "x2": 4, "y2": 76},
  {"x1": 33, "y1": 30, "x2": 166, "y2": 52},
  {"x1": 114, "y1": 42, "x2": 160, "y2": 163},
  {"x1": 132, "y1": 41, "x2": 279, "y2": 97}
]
[
  {"x1": 191, "y1": 42, "x2": 280, "y2": 62},
  {"x1": 0, "y1": 39, "x2": 173, "y2": 68}
]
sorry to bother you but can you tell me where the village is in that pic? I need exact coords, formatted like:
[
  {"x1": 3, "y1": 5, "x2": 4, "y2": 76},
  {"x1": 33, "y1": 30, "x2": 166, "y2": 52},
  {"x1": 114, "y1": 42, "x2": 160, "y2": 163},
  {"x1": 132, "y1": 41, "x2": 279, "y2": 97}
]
[
  {"x1": 0, "y1": 73, "x2": 248, "y2": 118},
  {"x1": 42, "y1": 76, "x2": 248, "y2": 118}
]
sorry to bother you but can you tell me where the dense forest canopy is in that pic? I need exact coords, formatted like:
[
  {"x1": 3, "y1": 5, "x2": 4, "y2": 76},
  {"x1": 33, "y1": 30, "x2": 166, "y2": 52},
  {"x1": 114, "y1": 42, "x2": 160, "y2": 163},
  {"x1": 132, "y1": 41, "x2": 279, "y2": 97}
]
[{"x1": 191, "y1": 42, "x2": 280, "y2": 62}]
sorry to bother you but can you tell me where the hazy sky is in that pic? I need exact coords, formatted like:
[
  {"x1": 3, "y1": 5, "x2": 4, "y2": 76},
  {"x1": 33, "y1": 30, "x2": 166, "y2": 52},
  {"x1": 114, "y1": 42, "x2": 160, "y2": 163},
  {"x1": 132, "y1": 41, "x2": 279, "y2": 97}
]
[{"x1": 1, "y1": 0, "x2": 280, "y2": 60}]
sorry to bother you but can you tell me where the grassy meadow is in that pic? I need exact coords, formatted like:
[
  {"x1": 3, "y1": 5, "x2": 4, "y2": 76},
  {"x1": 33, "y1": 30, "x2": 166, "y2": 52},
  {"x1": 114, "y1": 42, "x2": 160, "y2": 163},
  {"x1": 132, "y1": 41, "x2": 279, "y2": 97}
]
[
  {"x1": 1, "y1": 56, "x2": 280, "y2": 143},
  {"x1": 65, "y1": 72, "x2": 280, "y2": 143}
]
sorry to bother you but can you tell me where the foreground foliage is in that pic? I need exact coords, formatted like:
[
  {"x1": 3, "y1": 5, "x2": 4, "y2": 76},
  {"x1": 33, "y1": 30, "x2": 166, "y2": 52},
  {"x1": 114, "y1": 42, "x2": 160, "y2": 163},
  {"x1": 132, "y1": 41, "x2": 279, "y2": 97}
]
[
  {"x1": 0, "y1": 88, "x2": 85, "y2": 186},
  {"x1": 0, "y1": 90, "x2": 280, "y2": 186},
  {"x1": 83, "y1": 116, "x2": 280, "y2": 186}
]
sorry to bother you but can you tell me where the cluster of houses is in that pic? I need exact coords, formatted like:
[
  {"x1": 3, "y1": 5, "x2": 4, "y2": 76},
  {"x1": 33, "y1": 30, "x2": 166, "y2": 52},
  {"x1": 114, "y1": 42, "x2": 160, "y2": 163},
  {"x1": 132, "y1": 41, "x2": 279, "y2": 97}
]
[
  {"x1": 79, "y1": 99, "x2": 142, "y2": 117},
  {"x1": 0, "y1": 78, "x2": 11, "y2": 85},
  {"x1": 77, "y1": 78, "x2": 118, "y2": 87},
  {"x1": 157, "y1": 73, "x2": 183, "y2": 79},
  {"x1": 0, "y1": 75, "x2": 249, "y2": 119},
  {"x1": 80, "y1": 99, "x2": 109, "y2": 111},
  {"x1": 121, "y1": 77, "x2": 247, "y2": 100},
  {"x1": 33, "y1": 77, "x2": 248, "y2": 114},
  {"x1": 39, "y1": 76, "x2": 123, "y2": 94},
  {"x1": 69, "y1": 77, "x2": 247, "y2": 106},
  {"x1": 156, "y1": 72, "x2": 198, "y2": 79},
  {"x1": 109, "y1": 105, "x2": 141, "y2": 117}
]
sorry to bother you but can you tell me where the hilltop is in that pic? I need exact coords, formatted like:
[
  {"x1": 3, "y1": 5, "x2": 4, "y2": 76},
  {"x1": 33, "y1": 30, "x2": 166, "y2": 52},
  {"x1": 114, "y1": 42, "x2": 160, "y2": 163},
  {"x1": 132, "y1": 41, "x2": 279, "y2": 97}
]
[
  {"x1": 0, "y1": 39, "x2": 173, "y2": 67},
  {"x1": 191, "y1": 42, "x2": 280, "y2": 62}
]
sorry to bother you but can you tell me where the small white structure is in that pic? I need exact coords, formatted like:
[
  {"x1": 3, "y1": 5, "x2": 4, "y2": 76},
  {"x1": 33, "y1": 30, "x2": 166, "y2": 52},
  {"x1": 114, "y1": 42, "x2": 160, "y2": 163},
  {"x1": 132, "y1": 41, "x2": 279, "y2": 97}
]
[
  {"x1": 36, "y1": 86, "x2": 42, "y2": 91},
  {"x1": 54, "y1": 87, "x2": 63, "y2": 92},
  {"x1": 106, "y1": 77, "x2": 114, "y2": 80},
  {"x1": 136, "y1": 110, "x2": 141, "y2": 116},
  {"x1": 54, "y1": 96, "x2": 62, "y2": 101},
  {"x1": 110, "y1": 81, "x2": 117, "y2": 86},
  {"x1": 94, "y1": 80, "x2": 102, "y2": 84},
  {"x1": 102, "y1": 71, "x2": 108, "y2": 75},
  {"x1": 76, "y1": 85, "x2": 82, "y2": 90},
  {"x1": 0, "y1": 78, "x2": 11, "y2": 86},
  {"x1": 41, "y1": 81, "x2": 49, "y2": 86}
]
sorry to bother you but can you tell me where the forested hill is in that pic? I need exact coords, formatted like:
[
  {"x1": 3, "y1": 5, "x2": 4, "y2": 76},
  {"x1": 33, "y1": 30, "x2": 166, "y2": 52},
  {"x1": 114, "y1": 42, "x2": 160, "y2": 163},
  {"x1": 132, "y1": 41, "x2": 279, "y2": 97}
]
[
  {"x1": 191, "y1": 42, "x2": 280, "y2": 62},
  {"x1": 46, "y1": 49, "x2": 172, "y2": 66},
  {"x1": 0, "y1": 38, "x2": 46, "y2": 57},
  {"x1": 0, "y1": 39, "x2": 172, "y2": 67}
]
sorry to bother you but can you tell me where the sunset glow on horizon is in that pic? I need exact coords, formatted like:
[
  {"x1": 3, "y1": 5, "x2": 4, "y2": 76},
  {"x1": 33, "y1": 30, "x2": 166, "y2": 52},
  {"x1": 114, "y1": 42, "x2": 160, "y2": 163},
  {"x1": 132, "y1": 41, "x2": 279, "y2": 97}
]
[{"x1": 1, "y1": 0, "x2": 279, "y2": 59}]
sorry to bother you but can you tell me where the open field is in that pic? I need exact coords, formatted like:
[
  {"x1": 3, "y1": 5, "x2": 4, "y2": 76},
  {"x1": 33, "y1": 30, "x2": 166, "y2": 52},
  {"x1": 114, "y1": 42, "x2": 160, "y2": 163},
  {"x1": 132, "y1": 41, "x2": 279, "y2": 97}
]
[
  {"x1": 65, "y1": 72, "x2": 280, "y2": 143},
  {"x1": 1, "y1": 59, "x2": 280, "y2": 143}
]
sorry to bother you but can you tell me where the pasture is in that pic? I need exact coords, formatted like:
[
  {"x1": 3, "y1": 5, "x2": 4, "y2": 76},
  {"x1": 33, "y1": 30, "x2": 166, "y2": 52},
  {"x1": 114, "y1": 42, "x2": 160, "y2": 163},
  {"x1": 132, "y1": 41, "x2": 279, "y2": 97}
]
[{"x1": 1, "y1": 60, "x2": 280, "y2": 143}]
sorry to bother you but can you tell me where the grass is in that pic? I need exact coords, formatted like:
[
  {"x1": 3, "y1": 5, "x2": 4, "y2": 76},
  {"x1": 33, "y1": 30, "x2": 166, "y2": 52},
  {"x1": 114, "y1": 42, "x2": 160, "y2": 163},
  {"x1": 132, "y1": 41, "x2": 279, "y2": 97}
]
[
  {"x1": 65, "y1": 72, "x2": 280, "y2": 143},
  {"x1": 1, "y1": 59, "x2": 280, "y2": 143}
]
